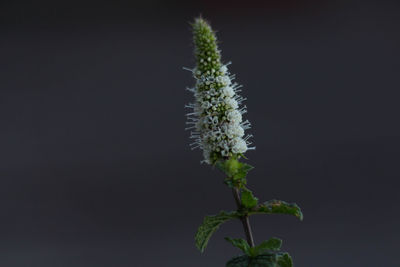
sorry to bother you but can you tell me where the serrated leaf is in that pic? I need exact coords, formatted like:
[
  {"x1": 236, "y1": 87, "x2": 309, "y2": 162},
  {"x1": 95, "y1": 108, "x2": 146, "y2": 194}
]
[
  {"x1": 277, "y1": 253, "x2": 293, "y2": 267},
  {"x1": 216, "y1": 160, "x2": 230, "y2": 175},
  {"x1": 226, "y1": 253, "x2": 277, "y2": 267},
  {"x1": 257, "y1": 238, "x2": 282, "y2": 251},
  {"x1": 250, "y1": 238, "x2": 282, "y2": 256},
  {"x1": 233, "y1": 169, "x2": 247, "y2": 180},
  {"x1": 216, "y1": 159, "x2": 254, "y2": 179},
  {"x1": 195, "y1": 211, "x2": 239, "y2": 252},
  {"x1": 226, "y1": 255, "x2": 250, "y2": 267},
  {"x1": 241, "y1": 189, "x2": 258, "y2": 209},
  {"x1": 251, "y1": 200, "x2": 303, "y2": 220},
  {"x1": 226, "y1": 252, "x2": 293, "y2": 267},
  {"x1": 241, "y1": 163, "x2": 254, "y2": 172},
  {"x1": 276, "y1": 253, "x2": 292, "y2": 267},
  {"x1": 225, "y1": 237, "x2": 251, "y2": 255},
  {"x1": 233, "y1": 163, "x2": 254, "y2": 180},
  {"x1": 216, "y1": 158, "x2": 240, "y2": 177}
]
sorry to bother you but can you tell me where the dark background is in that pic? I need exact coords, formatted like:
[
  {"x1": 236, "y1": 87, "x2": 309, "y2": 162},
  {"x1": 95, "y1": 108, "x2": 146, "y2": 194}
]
[{"x1": 1, "y1": 0, "x2": 399, "y2": 266}]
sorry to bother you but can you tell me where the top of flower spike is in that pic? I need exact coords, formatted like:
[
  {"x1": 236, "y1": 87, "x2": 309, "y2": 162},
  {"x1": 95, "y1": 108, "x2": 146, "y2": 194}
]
[
  {"x1": 186, "y1": 17, "x2": 254, "y2": 164},
  {"x1": 192, "y1": 17, "x2": 222, "y2": 76}
]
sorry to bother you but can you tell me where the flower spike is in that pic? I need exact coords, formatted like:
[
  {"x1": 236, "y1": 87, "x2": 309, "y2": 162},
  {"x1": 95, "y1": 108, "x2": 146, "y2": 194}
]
[{"x1": 186, "y1": 17, "x2": 254, "y2": 164}]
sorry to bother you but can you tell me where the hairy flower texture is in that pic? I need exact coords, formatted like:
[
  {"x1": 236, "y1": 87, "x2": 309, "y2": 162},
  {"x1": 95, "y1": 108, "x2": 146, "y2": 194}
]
[{"x1": 185, "y1": 18, "x2": 254, "y2": 164}]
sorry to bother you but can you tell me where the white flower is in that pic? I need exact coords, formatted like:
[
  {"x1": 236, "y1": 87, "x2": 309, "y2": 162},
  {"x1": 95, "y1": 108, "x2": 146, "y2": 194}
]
[
  {"x1": 220, "y1": 65, "x2": 228, "y2": 74},
  {"x1": 225, "y1": 98, "x2": 238, "y2": 109},
  {"x1": 216, "y1": 75, "x2": 231, "y2": 86},
  {"x1": 231, "y1": 124, "x2": 245, "y2": 138},
  {"x1": 221, "y1": 76, "x2": 231, "y2": 86},
  {"x1": 223, "y1": 123, "x2": 244, "y2": 139},
  {"x1": 231, "y1": 138, "x2": 248, "y2": 154},
  {"x1": 222, "y1": 86, "x2": 235, "y2": 98},
  {"x1": 226, "y1": 110, "x2": 242, "y2": 123}
]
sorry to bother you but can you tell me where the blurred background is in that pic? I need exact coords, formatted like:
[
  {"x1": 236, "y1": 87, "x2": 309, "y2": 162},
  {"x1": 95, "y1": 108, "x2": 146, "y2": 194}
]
[{"x1": 1, "y1": 0, "x2": 400, "y2": 266}]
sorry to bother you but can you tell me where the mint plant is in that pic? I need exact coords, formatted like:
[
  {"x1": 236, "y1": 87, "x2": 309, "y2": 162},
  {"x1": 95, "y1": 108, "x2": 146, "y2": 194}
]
[{"x1": 185, "y1": 17, "x2": 303, "y2": 267}]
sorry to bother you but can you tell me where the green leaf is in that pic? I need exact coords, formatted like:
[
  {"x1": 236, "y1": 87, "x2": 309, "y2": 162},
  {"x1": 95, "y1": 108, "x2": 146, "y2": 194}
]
[
  {"x1": 251, "y1": 200, "x2": 303, "y2": 221},
  {"x1": 233, "y1": 169, "x2": 247, "y2": 180},
  {"x1": 226, "y1": 252, "x2": 293, "y2": 267},
  {"x1": 216, "y1": 158, "x2": 239, "y2": 177},
  {"x1": 216, "y1": 159, "x2": 254, "y2": 179},
  {"x1": 257, "y1": 238, "x2": 282, "y2": 251},
  {"x1": 225, "y1": 237, "x2": 281, "y2": 258},
  {"x1": 241, "y1": 163, "x2": 254, "y2": 173},
  {"x1": 218, "y1": 159, "x2": 254, "y2": 188},
  {"x1": 195, "y1": 211, "x2": 239, "y2": 252},
  {"x1": 216, "y1": 160, "x2": 230, "y2": 175},
  {"x1": 276, "y1": 253, "x2": 293, "y2": 267},
  {"x1": 233, "y1": 163, "x2": 254, "y2": 180},
  {"x1": 226, "y1": 253, "x2": 277, "y2": 267},
  {"x1": 225, "y1": 237, "x2": 251, "y2": 255},
  {"x1": 241, "y1": 189, "x2": 258, "y2": 209},
  {"x1": 226, "y1": 255, "x2": 251, "y2": 267},
  {"x1": 251, "y1": 238, "x2": 282, "y2": 256}
]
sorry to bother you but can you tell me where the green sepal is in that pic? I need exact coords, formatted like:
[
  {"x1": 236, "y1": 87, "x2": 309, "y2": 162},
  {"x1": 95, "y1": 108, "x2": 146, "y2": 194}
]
[
  {"x1": 250, "y1": 200, "x2": 303, "y2": 221},
  {"x1": 226, "y1": 252, "x2": 293, "y2": 267},
  {"x1": 241, "y1": 189, "x2": 258, "y2": 209},
  {"x1": 195, "y1": 211, "x2": 239, "y2": 253}
]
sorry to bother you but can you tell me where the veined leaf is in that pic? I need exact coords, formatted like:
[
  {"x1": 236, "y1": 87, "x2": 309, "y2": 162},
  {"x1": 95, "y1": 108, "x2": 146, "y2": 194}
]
[
  {"x1": 277, "y1": 253, "x2": 293, "y2": 267},
  {"x1": 226, "y1": 252, "x2": 293, "y2": 267},
  {"x1": 225, "y1": 237, "x2": 251, "y2": 255},
  {"x1": 216, "y1": 159, "x2": 254, "y2": 187},
  {"x1": 195, "y1": 211, "x2": 239, "y2": 252},
  {"x1": 216, "y1": 158, "x2": 241, "y2": 177},
  {"x1": 250, "y1": 237, "x2": 282, "y2": 256},
  {"x1": 250, "y1": 200, "x2": 303, "y2": 220},
  {"x1": 256, "y1": 237, "x2": 282, "y2": 251},
  {"x1": 241, "y1": 189, "x2": 258, "y2": 209}
]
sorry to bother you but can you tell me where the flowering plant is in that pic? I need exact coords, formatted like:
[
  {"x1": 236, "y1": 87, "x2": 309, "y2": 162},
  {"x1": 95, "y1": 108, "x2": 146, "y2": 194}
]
[{"x1": 185, "y1": 17, "x2": 303, "y2": 267}]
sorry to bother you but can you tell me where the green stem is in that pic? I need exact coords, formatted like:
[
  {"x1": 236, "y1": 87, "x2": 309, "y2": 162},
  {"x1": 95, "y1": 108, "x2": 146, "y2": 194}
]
[{"x1": 232, "y1": 187, "x2": 255, "y2": 247}]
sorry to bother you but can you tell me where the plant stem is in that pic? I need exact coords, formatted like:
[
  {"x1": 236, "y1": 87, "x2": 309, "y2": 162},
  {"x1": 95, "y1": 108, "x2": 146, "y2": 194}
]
[{"x1": 232, "y1": 187, "x2": 255, "y2": 247}]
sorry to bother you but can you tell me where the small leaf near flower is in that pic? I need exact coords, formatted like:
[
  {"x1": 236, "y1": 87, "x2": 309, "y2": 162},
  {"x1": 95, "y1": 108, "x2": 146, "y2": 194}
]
[
  {"x1": 241, "y1": 189, "x2": 258, "y2": 209},
  {"x1": 217, "y1": 159, "x2": 254, "y2": 188}
]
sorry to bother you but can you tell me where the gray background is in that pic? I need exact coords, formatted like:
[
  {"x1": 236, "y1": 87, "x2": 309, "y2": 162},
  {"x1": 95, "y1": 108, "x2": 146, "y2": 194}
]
[{"x1": 1, "y1": 0, "x2": 399, "y2": 266}]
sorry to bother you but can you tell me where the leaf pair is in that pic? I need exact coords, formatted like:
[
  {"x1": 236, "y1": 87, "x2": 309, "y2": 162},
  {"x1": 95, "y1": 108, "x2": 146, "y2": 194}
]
[
  {"x1": 195, "y1": 201, "x2": 302, "y2": 253},
  {"x1": 225, "y1": 237, "x2": 282, "y2": 258}
]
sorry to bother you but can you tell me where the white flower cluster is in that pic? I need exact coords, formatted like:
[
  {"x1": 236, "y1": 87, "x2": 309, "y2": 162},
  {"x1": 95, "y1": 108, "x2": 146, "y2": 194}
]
[{"x1": 186, "y1": 64, "x2": 254, "y2": 164}]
